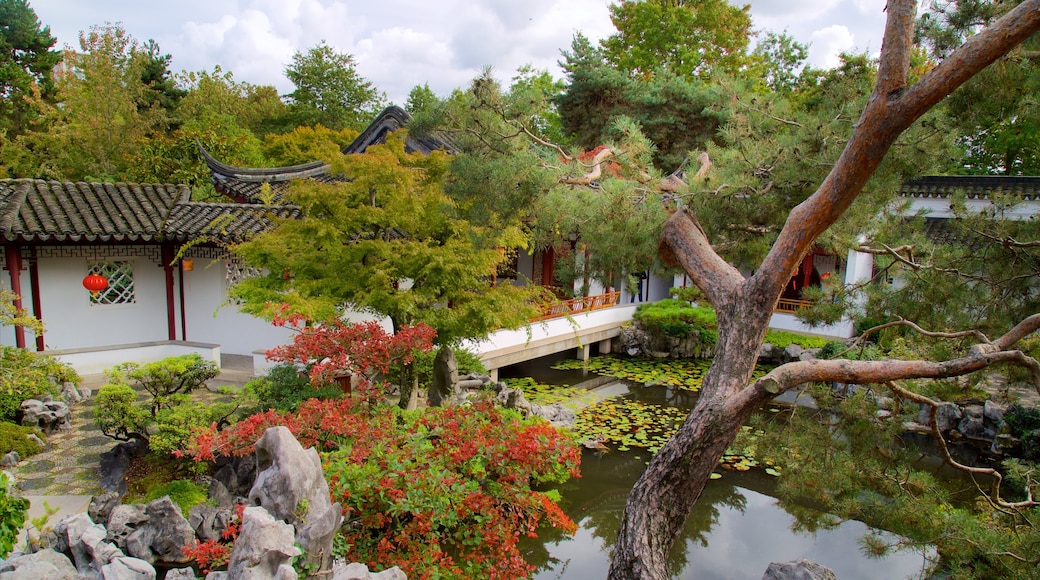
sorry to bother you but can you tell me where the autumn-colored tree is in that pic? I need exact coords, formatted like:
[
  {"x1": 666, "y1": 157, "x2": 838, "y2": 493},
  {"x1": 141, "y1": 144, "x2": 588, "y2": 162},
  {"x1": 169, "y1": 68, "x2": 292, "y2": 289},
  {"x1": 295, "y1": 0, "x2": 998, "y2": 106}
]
[
  {"x1": 607, "y1": 3, "x2": 1040, "y2": 578},
  {"x1": 230, "y1": 132, "x2": 542, "y2": 408},
  {"x1": 1, "y1": 24, "x2": 163, "y2": 181}
]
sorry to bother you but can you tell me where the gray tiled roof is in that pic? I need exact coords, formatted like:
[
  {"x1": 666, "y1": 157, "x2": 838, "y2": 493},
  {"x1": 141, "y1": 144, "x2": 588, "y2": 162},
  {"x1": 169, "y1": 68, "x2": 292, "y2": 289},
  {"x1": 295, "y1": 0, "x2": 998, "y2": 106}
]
[
  {"x1": 0, "y1": 179, "x2": 296, "y2": 244},
  {"x1": 0, "y1": 179, "x2": 187, "y2": 242},
  {"x1": 342, "y1": 105, "x2": 455, "y2": 155},
  {"x1": 165, "y1": 202, "x2": 301, "y2": 243},
  {"x1": 900, "y1": 176, "x2": 1040, "y2": 200},
  {"x1": 201, "y1": 106, "x2": 456, "y2": 204}
]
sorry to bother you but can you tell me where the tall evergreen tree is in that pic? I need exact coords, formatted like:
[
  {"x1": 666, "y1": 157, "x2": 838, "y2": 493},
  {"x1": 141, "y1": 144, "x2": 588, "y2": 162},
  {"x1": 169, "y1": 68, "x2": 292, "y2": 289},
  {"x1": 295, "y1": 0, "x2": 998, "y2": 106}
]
[{"x1": 0, "y1": 0, "x2": 59, "y2": 138}]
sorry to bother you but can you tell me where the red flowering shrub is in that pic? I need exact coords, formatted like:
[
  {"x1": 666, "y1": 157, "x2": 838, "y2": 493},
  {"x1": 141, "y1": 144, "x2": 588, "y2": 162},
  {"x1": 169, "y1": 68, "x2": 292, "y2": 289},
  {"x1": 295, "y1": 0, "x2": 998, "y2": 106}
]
[
  {"x1": 266, "y1": 314, "x2": 436, "y2": 405},
  {"x1": 181, "y1": 504, "x2": 244, "y2": 574},
  {"x1": 183, "y1": 398, "x2": 580, "y2": 579}
]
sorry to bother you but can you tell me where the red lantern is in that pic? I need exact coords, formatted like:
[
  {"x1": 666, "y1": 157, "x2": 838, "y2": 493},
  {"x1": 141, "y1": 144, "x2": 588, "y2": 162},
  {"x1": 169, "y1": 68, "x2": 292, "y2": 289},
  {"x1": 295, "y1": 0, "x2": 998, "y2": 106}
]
[{"x1": 82, "y1": 273, "x2": 109, "y2": 294}]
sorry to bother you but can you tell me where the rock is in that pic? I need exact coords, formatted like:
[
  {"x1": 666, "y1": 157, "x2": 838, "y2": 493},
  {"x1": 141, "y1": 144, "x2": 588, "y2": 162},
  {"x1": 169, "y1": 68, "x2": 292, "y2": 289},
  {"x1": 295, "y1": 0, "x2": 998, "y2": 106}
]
[
  {"x1": 455, "y1": 379, "x2": 485, "y2": 390},
  {"x1": 332, "y1": 562, "x2": 408, "y2": 580},
  {"x1": 106, "y1": 504, "x2": 148, "y2": 549},
  {"x1": 984, "y1": 400, "x2": 1007, "y2": 424},
  {"x1": 188, "y1": 504, "x2": 235, "y2": 542},
  {"x1": 958, "y1": 405, "x2": 987, "y2": 439},
  {"x1": 18, "y1": 398, "x2": 71, "y2": 432},
  {"x1": 762, "y1": 559, "x2": 838, "y2": 580},
  {"x1": 917, "y1": 402, "x2": 963, "y2": 432},
  {"x1": 25, "y1": 433, "x2": 45, "y2": 448},
  {"x1": 124, "y1": 497, "x2": 195, "y2": 566},
  {"x1": 53, "y1": 513, "x2": 102, "y2": 573},
  {"x1": 783, "y1": 344, "x2": 804, "y2": 362},
  {"x1": 205, "y1": 572, "x2": 228, "y2": 580},
  {"x1": 81, "y1": 523, "x2": 124, "y2": 568},
  {"x1": 100, "y1": 556, "x2": 156, "y2": 580},
  {"x1": 0, "y1": 452, "x2": 18, "y2": 467},
  {"x1": 429, "y1": 347, "x2": 458, "y2": 407},
  {"x1": 249, "y1": 427, "x2": 341, "y2": 575},
  {"x1": 798, "y1": 348, "x2": 818, "y2": 362},
  {"x1": 213, "y1": 454, "x2": 256, "y2": 498},
  {"x1": 758, "y1": 343, "x2": 782, "y2": 364},
  {"x1": 100, "y1": 440, "x2": 148, "y2": 495},
  {"x1": 60, "y1": 382, "x2": 83, "y2": 405},
  {"x1": 165, "y1": 568, "x2": 198, "y2": 580},
  {"x1": 530, "y1": 403, "x2": 576, "y2": 428},
  {"x1": 0, "y1": 549, "x2": 77, "y2": 579},
  {"x1": 226, "y1": 506, "x2": 300, "y2": 580},
  {"x1": 195, "y1": 476, "x2": 233, "y2": 509},
  {"x1": 89, "y1": 493, "x2": 122, "y2": 527}
]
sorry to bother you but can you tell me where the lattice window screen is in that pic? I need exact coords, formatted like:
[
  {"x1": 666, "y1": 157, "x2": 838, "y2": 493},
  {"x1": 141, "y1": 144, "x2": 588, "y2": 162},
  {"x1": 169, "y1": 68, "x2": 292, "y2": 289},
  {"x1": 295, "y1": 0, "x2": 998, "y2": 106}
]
[
  {"x1": 225, "y1": 260, "x2": 262, "y2": 305},
  {"x1": 88, "y1": 261, "x2": 135, "y2": 305}
]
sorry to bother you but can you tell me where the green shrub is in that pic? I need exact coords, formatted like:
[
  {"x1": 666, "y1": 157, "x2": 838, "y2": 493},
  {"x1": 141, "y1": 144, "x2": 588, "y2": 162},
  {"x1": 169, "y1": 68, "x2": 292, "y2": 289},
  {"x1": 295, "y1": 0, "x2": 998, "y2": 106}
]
[
  {"x1": 669, "y1": 286, "x2": 704, "y2": 302},
  {"x1": 143, "y1": 479, "x2": 208, "y2": 515},
  {"x1": 0, "y1": 346, "x2": 74, "y2": 421},
  {"x1": 762, "y1": 329, "x2": 829, "y2": 349},
  {"x1": 94, "y1": 383, "x2": 149, "y2": 442},
  {"x1": 0, "y1": 473, "x2": 27, "y2": 558},
  {"x1": 0, "y1": 422, "x2": 43, "y2": 458},
  {"x1": 151, "y1": 398, "x2": 244, "y2": 456},
  {"x1": 245, "y1": 364, "x2": 342, "y2": 414},
  {"x1": 110, "y1": 354, "x2": 219, "y2": 416},
  {"x1": 634, "y1": 300, "x2": 717, "y2": 338},
  {"x1": 1004, "y1": 404, "x2": 1040, "y2": 437}
]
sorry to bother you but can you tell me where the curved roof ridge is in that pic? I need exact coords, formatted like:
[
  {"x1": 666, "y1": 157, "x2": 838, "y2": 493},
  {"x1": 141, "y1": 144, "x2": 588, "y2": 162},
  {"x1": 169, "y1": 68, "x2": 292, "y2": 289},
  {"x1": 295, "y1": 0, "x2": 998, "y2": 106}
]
[{"x1": 197, "y1": 141, "x2": 330, "y2": 182}]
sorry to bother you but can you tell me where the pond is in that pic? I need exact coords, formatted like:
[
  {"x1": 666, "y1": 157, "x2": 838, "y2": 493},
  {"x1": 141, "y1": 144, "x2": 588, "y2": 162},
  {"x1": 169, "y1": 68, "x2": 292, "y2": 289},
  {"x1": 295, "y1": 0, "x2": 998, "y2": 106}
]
[{"x1": 502, "y1": 353, "x2": 933, "y2": 579}]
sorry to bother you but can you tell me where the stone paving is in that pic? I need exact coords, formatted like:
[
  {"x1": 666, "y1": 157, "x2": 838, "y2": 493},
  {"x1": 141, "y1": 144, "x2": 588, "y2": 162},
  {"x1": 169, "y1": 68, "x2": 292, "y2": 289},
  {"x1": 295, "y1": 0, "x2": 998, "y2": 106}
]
[{"x1": 11, "y1": 360, "x2": 255, "y2": 497}]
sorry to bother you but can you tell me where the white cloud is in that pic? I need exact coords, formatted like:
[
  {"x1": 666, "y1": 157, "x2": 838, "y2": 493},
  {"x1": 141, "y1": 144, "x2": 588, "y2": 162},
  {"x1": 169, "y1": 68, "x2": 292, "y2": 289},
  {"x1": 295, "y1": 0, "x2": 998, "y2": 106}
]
[
  {"x1": 31, "y1": 0, "x2": 891, "y2": 104},
  {"x1": 809, "y1": 25, "x2": 857, "y2": 68}
]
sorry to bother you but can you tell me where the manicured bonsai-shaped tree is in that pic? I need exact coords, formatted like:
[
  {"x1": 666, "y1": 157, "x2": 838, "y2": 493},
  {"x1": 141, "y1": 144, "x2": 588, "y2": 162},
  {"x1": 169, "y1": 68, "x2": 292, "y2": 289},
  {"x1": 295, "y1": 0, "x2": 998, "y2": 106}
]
[{"x1": 109, "y1": 353, "x2": 219, "y2": 417}]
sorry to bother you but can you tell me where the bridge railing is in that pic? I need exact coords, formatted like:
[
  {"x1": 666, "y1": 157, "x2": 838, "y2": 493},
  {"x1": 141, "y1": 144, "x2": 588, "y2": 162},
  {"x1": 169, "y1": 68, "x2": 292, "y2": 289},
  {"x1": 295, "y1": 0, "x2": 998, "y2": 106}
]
[
  {"x1": 774, "y1": 298, "x2": 813, "y2": 313},
  {"x1": 532, "y1": 290, "x2": 622, "y2": 322}
]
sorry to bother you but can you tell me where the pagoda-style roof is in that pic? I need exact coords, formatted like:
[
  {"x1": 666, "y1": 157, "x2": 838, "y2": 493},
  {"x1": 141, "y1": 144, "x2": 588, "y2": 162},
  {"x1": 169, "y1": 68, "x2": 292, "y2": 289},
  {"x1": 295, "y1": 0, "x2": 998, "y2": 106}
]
[
  {"x1": 0, "y1": 179, "x2": 296, "y2": 244},
  {"x1": 343, "y1": 105, "x2": 455, "y2": 155},
  {"x1": 201, "y1": 105, "x2": 456, "y2": 204},
  {"x1": 900, "y1": 175, "x2": 1040, "y2": 200}
]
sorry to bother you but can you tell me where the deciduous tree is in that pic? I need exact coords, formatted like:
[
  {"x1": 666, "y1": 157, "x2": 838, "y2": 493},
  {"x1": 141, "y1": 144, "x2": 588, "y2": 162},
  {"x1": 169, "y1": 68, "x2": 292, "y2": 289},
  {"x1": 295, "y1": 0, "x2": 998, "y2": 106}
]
[
  {"x1": 283, "y1": 40, "x2": 384, "y2": 132},
  {"x1": 602, "y1": 0, "x2": 753, "y2": 80}
]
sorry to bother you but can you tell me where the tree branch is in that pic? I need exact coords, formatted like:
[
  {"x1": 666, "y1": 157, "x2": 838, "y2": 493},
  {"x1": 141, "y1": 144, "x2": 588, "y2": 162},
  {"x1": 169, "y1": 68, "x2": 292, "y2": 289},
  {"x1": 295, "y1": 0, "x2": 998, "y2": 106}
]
[
  {"x1": 734, "y1": 312, "x2": 1040, "y2": 409},
  {"x1": 885, "y1": 381, "x2": 1037, "y2": 510},
  {"x1": 658, "y1": 209, "x2": 744, "y2": 304},
  {"x1": 751, "y1": 0, "x2": 1040, "y2": 310}
]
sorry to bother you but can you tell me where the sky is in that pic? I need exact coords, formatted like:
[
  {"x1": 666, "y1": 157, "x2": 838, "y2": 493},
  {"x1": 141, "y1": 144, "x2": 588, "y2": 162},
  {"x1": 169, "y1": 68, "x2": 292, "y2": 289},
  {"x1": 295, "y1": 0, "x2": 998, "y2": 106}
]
[{"x1": 30, "y1": 0, "x2": 889, "y2": 105}]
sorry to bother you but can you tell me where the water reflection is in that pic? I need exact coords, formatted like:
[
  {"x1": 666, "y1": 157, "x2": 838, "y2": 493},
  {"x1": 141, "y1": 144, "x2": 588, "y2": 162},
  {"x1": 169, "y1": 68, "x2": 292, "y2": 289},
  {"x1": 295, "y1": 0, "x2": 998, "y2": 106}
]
[
  {"x1": 525, "y1": 449, "x2": 929, "y2": 579},
  {"x1": 505, "y1": 353, "x2": 930, "y2": 579}
]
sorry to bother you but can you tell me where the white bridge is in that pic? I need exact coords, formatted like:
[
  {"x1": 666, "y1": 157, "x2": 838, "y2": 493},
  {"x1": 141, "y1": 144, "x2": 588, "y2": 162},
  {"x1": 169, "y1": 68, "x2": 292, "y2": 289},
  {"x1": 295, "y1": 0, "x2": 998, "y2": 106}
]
[{"x1": 466, "y1": 302, "x2": 638, "y2": 381}]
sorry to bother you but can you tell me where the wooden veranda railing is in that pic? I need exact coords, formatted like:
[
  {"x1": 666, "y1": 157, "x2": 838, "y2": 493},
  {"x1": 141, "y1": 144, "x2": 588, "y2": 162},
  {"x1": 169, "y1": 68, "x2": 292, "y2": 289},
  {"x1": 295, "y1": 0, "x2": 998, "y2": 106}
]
[
  {"x1": 774, "y1": 298, "x2": 813, "y2": 313},
  {"x1": 532, "y1": 291, "x2": 622, "y2": 322}
]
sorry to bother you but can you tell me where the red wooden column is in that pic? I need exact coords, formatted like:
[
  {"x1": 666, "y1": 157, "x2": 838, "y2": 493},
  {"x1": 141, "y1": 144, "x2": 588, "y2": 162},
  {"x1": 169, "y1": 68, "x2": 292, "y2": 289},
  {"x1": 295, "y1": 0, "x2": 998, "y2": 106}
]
[
  {"x1": 28, "y1": 247, "x2": 44, "y2": 351},
  {"x1": 4, "y1": 244, "x2": 25, "y2": 348},
  {"x1": 161, "y1": 243, "x2": 177, "y2": 340}
]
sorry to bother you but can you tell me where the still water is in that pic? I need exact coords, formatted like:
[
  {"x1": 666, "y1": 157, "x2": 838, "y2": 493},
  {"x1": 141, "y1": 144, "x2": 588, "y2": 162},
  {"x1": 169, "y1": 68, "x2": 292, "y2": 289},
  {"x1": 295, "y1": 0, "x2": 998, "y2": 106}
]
[{"x1": 504, "y1": 354, "x2": 932, "y2": 579}]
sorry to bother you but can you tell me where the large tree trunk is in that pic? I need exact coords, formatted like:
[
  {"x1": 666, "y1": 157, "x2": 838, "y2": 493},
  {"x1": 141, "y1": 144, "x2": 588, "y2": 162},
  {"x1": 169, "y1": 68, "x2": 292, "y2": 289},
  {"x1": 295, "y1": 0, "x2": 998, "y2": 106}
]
[{"x1": 607, "y1": 2, "x2": 1040, "y2": 578}]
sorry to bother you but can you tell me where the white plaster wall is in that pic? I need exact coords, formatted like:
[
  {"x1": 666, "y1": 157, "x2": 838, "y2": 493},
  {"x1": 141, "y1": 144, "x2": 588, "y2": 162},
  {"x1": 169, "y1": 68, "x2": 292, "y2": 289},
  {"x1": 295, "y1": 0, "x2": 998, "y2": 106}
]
[
  {"x1": 179, "y1": 258, "x2": 297, "y2": 358},
  {"x1": 902, "y1": 196, "x2": 1040, "y2": 220},
  {"x1": 767, "y1": 311, "x2": 854, "y2": 339},
  {"x1": 35, "y1": 256, "x2": 170, "y2": 351}
]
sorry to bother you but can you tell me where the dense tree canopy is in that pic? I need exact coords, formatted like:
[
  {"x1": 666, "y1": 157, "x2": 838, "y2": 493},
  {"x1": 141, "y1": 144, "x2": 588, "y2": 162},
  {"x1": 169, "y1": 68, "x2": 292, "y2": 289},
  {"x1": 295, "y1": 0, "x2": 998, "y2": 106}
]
[
  {"x1": 602, "y1": 0, "x2": 754, "y2": 80},
  {"x1": 0, "y1": 0, "x2": 59, "y2": 138},
  {"x1": 918, "y1": 0, "x2": 1040, "y2": 174},
  {"x1": 283, "y1": 41, "x2": 384, "y2": 132}
]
